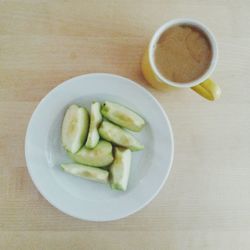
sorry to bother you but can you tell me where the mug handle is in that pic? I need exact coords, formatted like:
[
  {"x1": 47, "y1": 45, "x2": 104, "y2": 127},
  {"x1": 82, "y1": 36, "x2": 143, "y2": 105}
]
[{"x1": 191, "y1": 79, "x2": 221, "y2": 101}]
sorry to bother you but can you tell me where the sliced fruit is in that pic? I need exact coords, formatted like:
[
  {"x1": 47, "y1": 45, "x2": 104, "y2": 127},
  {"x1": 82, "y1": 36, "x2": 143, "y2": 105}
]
[
  {"x1": 68, "y1": 140, "x2": 114, "y2": 167},
  {"x1": 85, "y1": 102, "x2": 102, "y2": 149},
  {"x1": 101, "y1": 101, "x2": 145, "y2": 132},
  {"x1": 110, "y1": 147, "x2": 132, "y2": 191},
  {"x1": 98, "y1": 121, "x2": 144, "y2": 151},
  {"x1": 61, "y1": 163, "x2": 109, "y2": 184},
  {"x1": 61, "y1": 104, "x2": 89, "y2": 154}
]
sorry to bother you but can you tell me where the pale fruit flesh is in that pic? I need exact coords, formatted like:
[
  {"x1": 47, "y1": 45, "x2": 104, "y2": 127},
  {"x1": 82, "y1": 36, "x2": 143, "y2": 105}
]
[
  {"x1": 110, "y1": 147, "x2": 132, "y2": 191},
  {"x1": 68, "y1": 140, "x2": 114, "y2": 167},
  {"x1": 85, "y1": 102, "x2": 102, "y2": 149},
  {"x1": 61, "y1": 105, "x2": 89, "y2": 154},
  {"x1": 61, "y1": 163, "x2": 109, "y2": 184},
  {"x1": 101, "y1": 101, "x2": 145, "y2": 132},
  {"x1": 98, "y1": 121, "x2": 144, "y2": 151}
]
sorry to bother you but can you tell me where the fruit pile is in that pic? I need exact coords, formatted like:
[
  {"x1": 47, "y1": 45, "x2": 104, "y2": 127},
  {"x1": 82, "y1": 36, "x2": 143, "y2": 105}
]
[{"x1": 61, "y1": 101, "x2": 145, "y2": 191}]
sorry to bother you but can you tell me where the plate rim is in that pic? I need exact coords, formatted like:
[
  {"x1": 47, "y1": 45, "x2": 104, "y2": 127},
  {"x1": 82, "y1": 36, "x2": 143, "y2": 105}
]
[{"x1": 25, "y1": 73, "x2": 174, "y2": 221}]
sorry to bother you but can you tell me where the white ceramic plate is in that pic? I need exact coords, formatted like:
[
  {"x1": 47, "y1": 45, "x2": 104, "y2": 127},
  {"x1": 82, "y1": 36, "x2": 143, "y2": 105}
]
[{"x1": 25, "y1": 73, "x2": 174, "y2": 221}]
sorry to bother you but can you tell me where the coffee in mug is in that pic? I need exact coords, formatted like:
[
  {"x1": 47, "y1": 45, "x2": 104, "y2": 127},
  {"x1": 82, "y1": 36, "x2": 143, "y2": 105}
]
[{"x1": 154, "y1": 25, "x2": 212, "y2": 83}]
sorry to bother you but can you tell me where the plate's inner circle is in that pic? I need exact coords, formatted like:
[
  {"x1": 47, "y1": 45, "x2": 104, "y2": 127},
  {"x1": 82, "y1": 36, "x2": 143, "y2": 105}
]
[{"x1": 47, "y1": 94, "x2": 154, "y2": 202}]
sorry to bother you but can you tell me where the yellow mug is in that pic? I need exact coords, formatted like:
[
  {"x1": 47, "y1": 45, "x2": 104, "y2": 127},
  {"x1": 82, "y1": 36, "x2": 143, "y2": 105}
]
[{"x1": 142, "y1": 18, "x2": 221, "y2": 101}]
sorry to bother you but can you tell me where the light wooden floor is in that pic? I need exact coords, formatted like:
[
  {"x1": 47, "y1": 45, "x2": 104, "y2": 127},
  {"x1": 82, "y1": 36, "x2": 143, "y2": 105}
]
[{"x1": 1, "y1": 0, "x2": 250, "y2": 249}]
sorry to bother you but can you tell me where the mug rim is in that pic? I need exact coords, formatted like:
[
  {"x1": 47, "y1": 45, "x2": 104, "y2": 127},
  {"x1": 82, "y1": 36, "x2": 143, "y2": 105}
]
[{"x1": 149, "y1": 18, "x2": 218, "y2": 88}]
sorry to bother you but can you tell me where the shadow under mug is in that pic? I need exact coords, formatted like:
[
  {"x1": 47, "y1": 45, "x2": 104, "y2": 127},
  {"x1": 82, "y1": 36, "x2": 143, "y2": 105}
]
[{"x1": 141, "y1": 18, "x2": 221, "y2": 101}]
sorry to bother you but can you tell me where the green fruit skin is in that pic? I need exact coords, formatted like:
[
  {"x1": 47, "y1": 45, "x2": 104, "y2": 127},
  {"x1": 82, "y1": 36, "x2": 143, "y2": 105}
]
[
  {"x1": 111, "y1": 183, "x2": 124, "y2": 191},
  {"x1": 79, "y1": 107, "x2": 90, "y2": 147},
  {"x1": 101, "y1": 101, "x2": 145, "y2": 132},
  {"x1": 68, "y1": 140, "x2": 114, "y2": 167},
  {"x1": 61, "y1": 163, "x2": 109, "y2": 184},
  {"x1": 98, "y1": 121, "x2": 144, "y2": 151}
]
